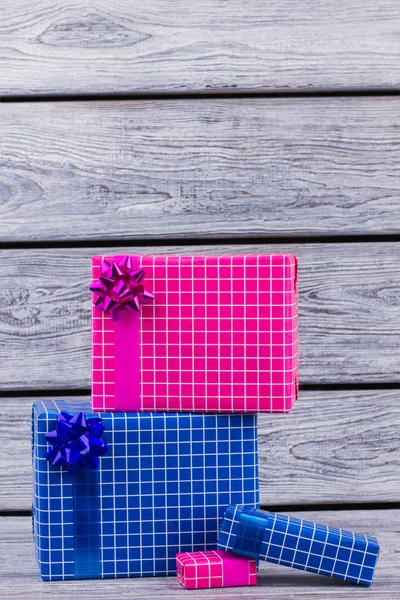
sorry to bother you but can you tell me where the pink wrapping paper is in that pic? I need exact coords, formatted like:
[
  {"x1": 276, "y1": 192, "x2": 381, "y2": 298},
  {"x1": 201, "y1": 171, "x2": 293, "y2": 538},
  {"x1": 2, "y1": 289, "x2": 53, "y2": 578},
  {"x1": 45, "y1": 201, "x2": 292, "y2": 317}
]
[
  {"x1": 92, "y1": 254, "x2": 299, "y2": 413},
  {"x1": 176, "y1": 550, "x2": 257, "y2": 589}
]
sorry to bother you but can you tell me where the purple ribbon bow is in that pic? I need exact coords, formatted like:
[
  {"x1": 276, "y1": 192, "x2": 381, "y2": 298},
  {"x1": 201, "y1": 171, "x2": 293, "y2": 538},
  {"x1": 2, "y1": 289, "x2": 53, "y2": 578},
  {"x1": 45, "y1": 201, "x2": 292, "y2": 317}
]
[
  {"x1": 90, "y1": 255, "x2": 154, "y2": 321},
  {"x1": 45, "y1": 412, "x2": 108, "y2": 475}
]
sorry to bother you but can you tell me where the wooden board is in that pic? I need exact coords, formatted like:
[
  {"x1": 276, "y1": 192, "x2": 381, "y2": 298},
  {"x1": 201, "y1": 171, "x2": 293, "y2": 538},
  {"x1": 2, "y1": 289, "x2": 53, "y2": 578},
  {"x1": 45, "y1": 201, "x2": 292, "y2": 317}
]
[
  {"x1": 1, "y1": 98, "x2": 400, "y2": 241},
  {"x1": 1, "y1": 2, "x2": 400, "y2": 96},
  {"x1": 3, "y1": 389, "x2": 399, "y2": 511},
  {"x1": 0, "y1": 243, "x2": 399, "y2": 391},
  {"x1": 0, "y1": 510, "x2": 397, "y2": 598}
]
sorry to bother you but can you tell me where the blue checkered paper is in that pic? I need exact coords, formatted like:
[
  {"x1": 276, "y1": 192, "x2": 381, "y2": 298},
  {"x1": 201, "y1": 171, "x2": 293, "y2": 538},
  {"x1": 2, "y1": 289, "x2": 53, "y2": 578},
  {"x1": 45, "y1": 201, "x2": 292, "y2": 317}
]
[
  {"x1": 32, "y1": 401, "x2": 259, "y2": 581},
  {"x1": 217, "y1": 505, "x2": 379, "y2": 586}
]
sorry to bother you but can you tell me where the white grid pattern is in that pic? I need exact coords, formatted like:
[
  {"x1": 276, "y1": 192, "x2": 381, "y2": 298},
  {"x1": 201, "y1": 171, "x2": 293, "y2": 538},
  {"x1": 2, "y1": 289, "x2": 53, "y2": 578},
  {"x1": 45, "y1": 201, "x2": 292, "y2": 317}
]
[
  {"x1": 176, "y1": 550, "x2": 257, "y2": 589},
  {"x1": 218, "y1": 506, "x2": 380, "y2": 587},
  {"x1": 91, "y1": 254, "x2": 299, "y2": 413},
  {"x1": 32, "y1": 401, "x2": 259, "y2": 581}
]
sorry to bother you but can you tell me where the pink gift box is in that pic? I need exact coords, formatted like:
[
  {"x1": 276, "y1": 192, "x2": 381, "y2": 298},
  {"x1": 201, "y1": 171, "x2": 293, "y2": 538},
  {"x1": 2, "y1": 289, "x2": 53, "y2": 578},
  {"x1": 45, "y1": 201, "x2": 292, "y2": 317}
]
[
  {"x1": 91, "y1": 254, "x2": 299, "y2": 413},
  {"x1": 176, "y1": 550, "x2": 257, "y2": 589}
]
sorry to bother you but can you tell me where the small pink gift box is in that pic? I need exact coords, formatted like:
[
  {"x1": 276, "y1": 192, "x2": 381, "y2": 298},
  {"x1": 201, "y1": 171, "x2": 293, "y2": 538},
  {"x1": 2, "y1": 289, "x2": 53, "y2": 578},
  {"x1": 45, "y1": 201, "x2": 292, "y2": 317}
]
[
  {"x1": 176, "y1": 550, "x2": 257, "y2": 589},
  {"x1": 91, "y1": 254, "x2": 298, "y2": 413}
]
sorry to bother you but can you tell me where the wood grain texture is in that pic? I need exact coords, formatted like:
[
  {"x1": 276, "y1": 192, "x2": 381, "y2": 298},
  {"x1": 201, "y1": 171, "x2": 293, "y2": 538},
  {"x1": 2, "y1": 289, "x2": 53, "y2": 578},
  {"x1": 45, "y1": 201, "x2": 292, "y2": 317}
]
[
  {"x1": 2, "y1": 390, "x2": 399, "y2": 511},
  {"x1": 1, "y1": 98, "x2": 400, "y2": 241},
  {"x1": 1, "y1": 2, "x2": 400, "y2": 96},
  {"x1": 0, "y1": 243, "x2": 399, "y2": 390},
  {"x1": 0, "y1": 511, "x2": 398, "y2": 598}
]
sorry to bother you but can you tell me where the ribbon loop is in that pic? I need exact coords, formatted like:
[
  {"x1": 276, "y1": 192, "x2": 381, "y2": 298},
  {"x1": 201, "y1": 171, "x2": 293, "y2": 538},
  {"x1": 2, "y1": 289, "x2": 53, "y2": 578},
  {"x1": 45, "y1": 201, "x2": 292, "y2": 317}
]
[
  {"x1": 45, "y1": 412, "x2": 108, "y2": 475},
  {"x1": 90, "y1": 255, "x2": 154, "y2": 321}
]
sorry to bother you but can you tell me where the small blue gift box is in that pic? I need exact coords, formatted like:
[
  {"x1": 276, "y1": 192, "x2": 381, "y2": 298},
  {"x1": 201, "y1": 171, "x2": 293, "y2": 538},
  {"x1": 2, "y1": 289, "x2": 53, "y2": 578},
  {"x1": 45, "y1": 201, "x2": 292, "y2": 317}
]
[
  {"x1": 32, "y1": 401, "x2": 259, "y2": 581},
  {"x1": 217, "y1": 505, "x2": 379, "y2": 586}
]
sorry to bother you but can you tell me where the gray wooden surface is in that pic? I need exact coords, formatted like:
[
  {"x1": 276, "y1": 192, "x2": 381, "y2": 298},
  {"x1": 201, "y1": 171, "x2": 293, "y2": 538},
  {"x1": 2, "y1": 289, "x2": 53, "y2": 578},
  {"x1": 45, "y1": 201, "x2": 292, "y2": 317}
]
[
  {"x1": 0, "y1": 2, "x2": 399, "y2": 598},
  {"x1": 2, "y1": 389, "x2": 399, "y2": 512},
  {"x1": 1, "y1": 98, "x2": 400, "y2": 241},
  {"x1": 0, "y1": 243, "x2": 398, "y2": 390},
  {"x1": 1, "y1": 510, "x2": 398, "y2": 599},
  {"x1": 1, "y1": 2, "x2": 400, "y2": 96}
]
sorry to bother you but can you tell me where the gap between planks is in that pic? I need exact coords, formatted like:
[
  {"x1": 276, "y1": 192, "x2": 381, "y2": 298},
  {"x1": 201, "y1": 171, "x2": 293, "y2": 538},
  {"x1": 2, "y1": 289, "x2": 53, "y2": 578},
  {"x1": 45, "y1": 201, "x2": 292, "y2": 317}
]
[
  {"x1": 1, "y1": 89, "x2": 400, "y2": 103},
  {"x1": 1, "y1": 234, "x2": 400, "y2": 251}
]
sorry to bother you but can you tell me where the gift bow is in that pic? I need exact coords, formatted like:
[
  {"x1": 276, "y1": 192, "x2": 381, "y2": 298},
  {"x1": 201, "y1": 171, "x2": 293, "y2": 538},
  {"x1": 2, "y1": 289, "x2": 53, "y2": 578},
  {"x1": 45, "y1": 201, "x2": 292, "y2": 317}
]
[
  {"x1": 45, "y1": 412, "x2": 108, "y2": 475},
  {"x1": 90, "y1": 255, "x2": 154, "y2": 321}
]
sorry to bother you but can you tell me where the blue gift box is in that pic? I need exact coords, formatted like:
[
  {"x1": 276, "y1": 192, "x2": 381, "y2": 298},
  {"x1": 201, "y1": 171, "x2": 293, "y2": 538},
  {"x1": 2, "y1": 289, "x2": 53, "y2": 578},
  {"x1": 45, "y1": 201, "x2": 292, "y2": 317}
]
[
  {"x1": 32, "y1": 401, "x2": 259, "y2": 581},
  {"x1": 217, "y1": 505, "x2": 379, "y2": 586}
]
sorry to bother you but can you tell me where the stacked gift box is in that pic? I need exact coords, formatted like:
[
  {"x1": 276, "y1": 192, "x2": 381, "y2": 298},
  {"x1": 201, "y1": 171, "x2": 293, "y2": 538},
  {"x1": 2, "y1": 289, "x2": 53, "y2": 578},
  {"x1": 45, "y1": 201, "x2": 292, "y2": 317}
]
[{"x1": 32, "y1": 254, "x2": 379, "y2": 587}]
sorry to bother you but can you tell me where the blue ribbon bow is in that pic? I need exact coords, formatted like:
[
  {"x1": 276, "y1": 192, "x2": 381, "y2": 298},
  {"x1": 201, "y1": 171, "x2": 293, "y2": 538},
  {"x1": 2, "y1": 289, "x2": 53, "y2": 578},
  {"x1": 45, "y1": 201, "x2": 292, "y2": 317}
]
[{"x1": 45, "y1": 412, "x2": 108, "y2": 475}]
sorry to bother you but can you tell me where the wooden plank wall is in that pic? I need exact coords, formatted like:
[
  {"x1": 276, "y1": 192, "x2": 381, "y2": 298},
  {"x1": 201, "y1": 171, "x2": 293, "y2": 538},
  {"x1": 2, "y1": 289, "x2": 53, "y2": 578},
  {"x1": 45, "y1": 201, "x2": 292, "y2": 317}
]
[
  {"x1": 0, "y1": 2, "x2": 399, "y2": 597},
  {"x1": 1, "y1": 1, "x2": 400, "y2": 95}
]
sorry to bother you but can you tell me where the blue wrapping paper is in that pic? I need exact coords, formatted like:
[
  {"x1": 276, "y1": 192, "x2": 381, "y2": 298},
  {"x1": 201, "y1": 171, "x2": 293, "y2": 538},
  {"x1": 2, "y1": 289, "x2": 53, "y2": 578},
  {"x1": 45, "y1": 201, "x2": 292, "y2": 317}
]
[
  {"x1": 217, "y1": 505, "x2": 379, "y2": 586},
  {"x1": 32, "y1": 401, "x2": 259, "y2": 581}
]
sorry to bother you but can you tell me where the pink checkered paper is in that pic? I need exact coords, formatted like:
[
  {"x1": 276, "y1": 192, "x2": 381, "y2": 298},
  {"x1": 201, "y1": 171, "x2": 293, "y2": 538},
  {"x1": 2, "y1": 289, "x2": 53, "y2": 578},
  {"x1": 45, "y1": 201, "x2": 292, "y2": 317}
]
[
  {"x1": 91, "y1": 254, "x2": 299, "y2": 413},
  {"x1": 176, "y1": 550, "x2": 257, "y2": 589}
]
